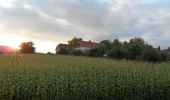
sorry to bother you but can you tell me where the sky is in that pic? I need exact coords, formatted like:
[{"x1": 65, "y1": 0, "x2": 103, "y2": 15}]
[{"x1": 0, "y1": 0, "x2": 170, "y2": 53}]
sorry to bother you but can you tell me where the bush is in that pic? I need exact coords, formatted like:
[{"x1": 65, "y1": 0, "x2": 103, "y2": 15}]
[
  {"x1": 142, "y1": 49, "x2": 158, "y2": 62},
  {"x1": 157, "y1": 51, "x2": 167, "y2": 62},
  {"x1": 47, "y1": 52, "x2": 54, "y2": 55},
  {"x1": 142, "y1": 49, "x2": 167, "y2": 62},
  {"x1": 108, "y1": 47, "x2": 127, "y2": 59},
  {"x1": 57, "y1": 48, "x2": 69, "y2": 55},
  {"x1": 167, "y1": 52, "x2": 170, "y2": 60},
  {"x1": 72, "y1": 50, "x2": 82, "y2": 56},
  {"x1": 88, "y1": 47, "x2": 104, "y2": 57}
]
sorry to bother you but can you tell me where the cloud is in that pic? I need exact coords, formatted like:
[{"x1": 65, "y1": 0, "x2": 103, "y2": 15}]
[
  {"x1": 0, "y1": 0, "x2": 17, "y2": 8},
  {"x1": 0, "y1": 0, "x2": 170, "y2": 52}
]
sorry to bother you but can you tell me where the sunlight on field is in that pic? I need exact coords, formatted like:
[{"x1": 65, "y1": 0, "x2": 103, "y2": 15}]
[{"x1": 0, "y1": 54, "x2": 170, "y2": 99}]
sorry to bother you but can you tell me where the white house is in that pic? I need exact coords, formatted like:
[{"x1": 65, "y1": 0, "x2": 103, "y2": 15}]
[{"x1": 76, "y1": 41, "x2": 98, "y2": 52}]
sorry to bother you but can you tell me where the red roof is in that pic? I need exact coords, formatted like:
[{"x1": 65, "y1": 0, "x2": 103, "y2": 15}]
[{"x1": 77, "y1": 41, "x2": 98, "y2": 48}]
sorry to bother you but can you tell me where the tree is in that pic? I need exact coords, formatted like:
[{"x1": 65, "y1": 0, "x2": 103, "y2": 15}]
[
  {"x1": 68, "y1": 37, "x2": 82, "y2": 50},
  {"x1": 19, "y1": 41, "x2": 35, "y2": 53},
  {"x1": 107, "y1": 39, "x2": 127, "y2": 59},
  {"x1": 112, "y1": 39, "x2": 122, "y2": 47},
  {"x1": 108, "y1": 46, "x2": 128, "y2": 59},
  {"x1": 127, "y1": 38, "x2": 146, "y2": 59},
  {"x1": 100, "y1": 40, "x2": 112, "y2": 55}
]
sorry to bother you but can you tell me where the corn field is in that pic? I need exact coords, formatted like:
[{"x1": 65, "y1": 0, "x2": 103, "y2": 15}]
[{"x1": 0, "y1": 54, "x2": 170, "y2": 100}]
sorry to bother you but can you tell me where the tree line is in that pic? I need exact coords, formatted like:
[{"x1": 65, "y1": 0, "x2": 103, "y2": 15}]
[
  {"x1": 56, "y1": 37, "x2": 169, "y2": 62},
  {"x1": 19, "y1": 37, "x2": 170, "y2": 62}
]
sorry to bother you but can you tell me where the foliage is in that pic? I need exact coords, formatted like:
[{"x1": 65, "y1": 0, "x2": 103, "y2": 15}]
[
  {"x1": 19, "y1": 41, "x2": 35, "y2": 53},
  {"x1": 47, "y1": 52, "x2": 54, "y2": 55},
  {"x1": 72, "y1": 49, "x2": 82, "y2": 56},
  {"x1": 78, "y1": 37, "x2": 168, "y2": 62},
  {"x1": 57, "y1": 48, "x2": 69, "y2": 55},
  {"x1": 127, "y1": 38, "x2": 146, "y2": 59},
  {"x1": 157, "y1": 51, "x2": 168, "y2": 62},
  {"x1": 68, "y1": 37, "x2": 82, "y2": 50},
  {"x1": 88, "y1": 47, "x2": 104, "y2": 57},
  {"x1": 164, "y1": 47, "x2": 170, "y2": 60},
  {"x1": 108, "y1": 46, "x2": 128, "y2": 59},
  {"x1": 112, "y1": 39, "x2": 122, "y2": 47},
  {"x1": 100, "y1": 40, "x2": 112, "y2": 52},
  {"x1": 142, "y1": 48, "x2": 159, "y2": 62},
  {"x1": 0, "y1": 54, "x2": 170, "y2": 99}
]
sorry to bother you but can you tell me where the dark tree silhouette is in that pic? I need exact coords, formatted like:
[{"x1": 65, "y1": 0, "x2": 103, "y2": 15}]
[{"x1": 19, "y1": 41, "x2": 35, "y2": 53}]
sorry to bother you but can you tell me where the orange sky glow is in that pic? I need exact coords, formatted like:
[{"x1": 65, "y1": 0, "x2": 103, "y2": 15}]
[{"x1": 0, "y1": 33, "x2": 56, "y2": 53}]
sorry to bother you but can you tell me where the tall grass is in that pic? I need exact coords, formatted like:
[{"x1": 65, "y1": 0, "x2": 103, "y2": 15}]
[{"x1": 0, "y1": 54, "x2": 170, "y2": 100}]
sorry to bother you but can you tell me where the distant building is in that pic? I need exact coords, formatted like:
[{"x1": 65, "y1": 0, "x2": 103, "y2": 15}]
[
  {"x1": 76, "y1": 41, "x2": 98, "y2": 52},
  {"x1": 0, "y1": 46, "x2": 13, "y2": 54},
  {"x1": 56, "y1": 44, "x2": 68, "y2": 53}
]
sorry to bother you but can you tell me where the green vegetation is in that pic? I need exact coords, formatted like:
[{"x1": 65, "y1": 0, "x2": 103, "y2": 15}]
[
  {"x1": 57, "y1": 37, "x2": 168, "y2": 62},
  {"x1": 68, "y1": 37, "x2": 82, "y2": 50},
  {"x1": 0, "y1": 54, "x2": 170, "y2": 100}
]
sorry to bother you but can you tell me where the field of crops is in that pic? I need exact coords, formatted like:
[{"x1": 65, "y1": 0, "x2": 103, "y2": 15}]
[{"x1": 0, "y1": 54, "x2": 170, "y2": 100}]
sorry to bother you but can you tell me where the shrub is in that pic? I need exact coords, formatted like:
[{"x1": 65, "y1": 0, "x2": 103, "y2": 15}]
[
  {"x1": 57, "y1": 48, "x2": 69, "y2": 55},
  {"x1": 88, "y1": 47, "x2": 104, "y2": 57},
  {"x1": 167, "y1": 52, "x2": 170, "y2": 60},
  {"x1": 72, "y1": 50, "x2": 82, "y2": 56},
  {"x1": 142, "y1": 49, "x2": 167, "y2": 62},
  {"x1": 142, "y1": 49, "x2": 159, "y2": 62},
  {"x1": 47, "y1": 52, "x2": 54, "y2": 55},
  {"x1": 108, "y1": 47, "x2": 127, "y2": 59},
  {"x1": 157, "y1": 51, "x2": 167, "y2": 62}
]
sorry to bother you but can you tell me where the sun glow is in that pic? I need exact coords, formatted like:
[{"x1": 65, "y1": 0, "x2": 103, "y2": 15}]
[
  {"x1": 0, "y1": 33, "x2": 29, "y2": 49},
  {"x1": 0, "y1": 33, "x2": 57, "y2": 53},
  {"x1": 0, "y1": 0, "x2": 17, "y2": 8}
]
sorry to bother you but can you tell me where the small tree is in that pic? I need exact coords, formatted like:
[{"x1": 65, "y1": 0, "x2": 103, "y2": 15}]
[
  {"x1": 127, "y1": 38, "x2": 146, "y2": 59},
  {"x1": 68, "y1": 37, "x2": 82, "y2": 50},
  {"x1": 112, "y1": 39, "x2": 122, "y2": 47},
  {"x1": 100, "y1": 40, "x2": 112, "y2": 50},
  {"x1": 19, "y1": 41, "x2": 35, "y2": 53}
]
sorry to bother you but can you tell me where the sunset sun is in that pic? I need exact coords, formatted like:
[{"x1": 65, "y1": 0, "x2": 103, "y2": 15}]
[
  {"x1": 0, "y1": 33, "x2": 28, "y2": 49},
  {"x1": 0, "y1": 33, "x2": 57, "y2": 53}
]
